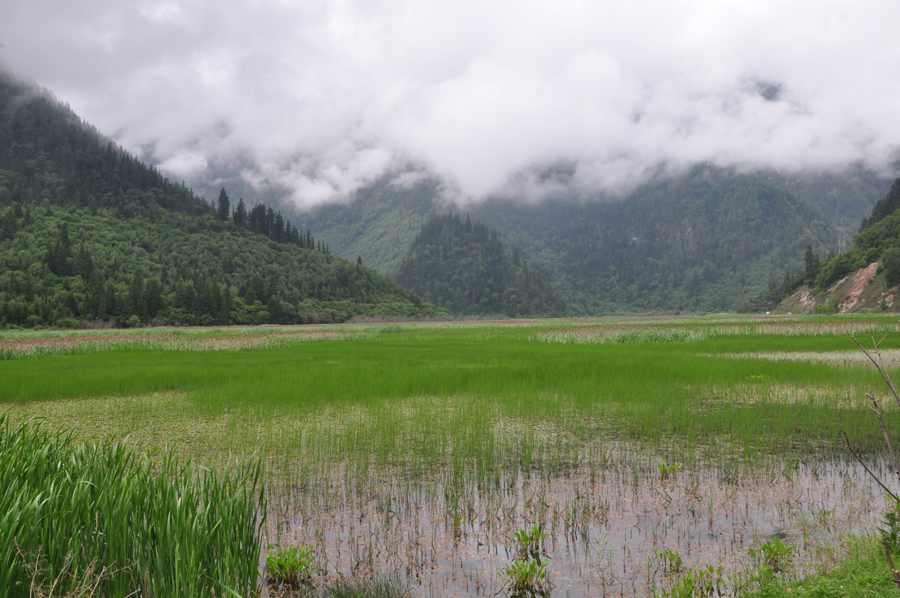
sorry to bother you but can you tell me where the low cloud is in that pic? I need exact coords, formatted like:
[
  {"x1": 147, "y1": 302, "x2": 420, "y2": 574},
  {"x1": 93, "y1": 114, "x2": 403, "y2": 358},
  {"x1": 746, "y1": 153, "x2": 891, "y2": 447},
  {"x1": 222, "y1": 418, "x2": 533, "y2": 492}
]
[{"x1": 2, "y1": 0, "x2": 899, "y2": 206}]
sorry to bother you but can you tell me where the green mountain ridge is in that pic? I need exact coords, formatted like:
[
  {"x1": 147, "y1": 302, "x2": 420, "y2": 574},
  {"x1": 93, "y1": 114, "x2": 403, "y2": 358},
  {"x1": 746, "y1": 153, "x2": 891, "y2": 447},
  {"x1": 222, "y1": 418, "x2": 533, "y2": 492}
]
[
  {"x1": 292, "y1": 174, "x2": 443, "y2": 275},
  {"x1": 751, "y1": 177, "x2": 900, "y2": 314},
  {"x1": 474, "y1": 167, "x2": 839, "y2": 313},
  {"x1": 0, "y1": 71, "x2": 439, "y2": 328},
  {"x1": 295, "y1": 166, "x2": 881, "y2": 314},
  {"x1": 395, "y1": 213, "x2": 566, "y2": 317}
]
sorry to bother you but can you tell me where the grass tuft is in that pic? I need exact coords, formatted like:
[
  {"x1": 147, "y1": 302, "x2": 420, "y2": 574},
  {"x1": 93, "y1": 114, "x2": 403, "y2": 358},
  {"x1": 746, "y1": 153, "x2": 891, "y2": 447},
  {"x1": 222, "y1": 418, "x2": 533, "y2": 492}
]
[{"x1": 0, "y1": 414, "x2": 265, "y2": 598}]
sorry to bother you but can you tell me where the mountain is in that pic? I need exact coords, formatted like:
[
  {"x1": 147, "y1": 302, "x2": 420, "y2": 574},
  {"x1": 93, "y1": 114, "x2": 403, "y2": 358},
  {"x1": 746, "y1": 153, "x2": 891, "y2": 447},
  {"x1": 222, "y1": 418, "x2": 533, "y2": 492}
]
[
  {"x1": 473, "y1": 167, "x2": 840, "y2": 313},
  {"x1": 292, "y1": 174, "x2": 443, "y2": 274},
  {"x1": 395, "y1": 213, "x2": 566, "y2": 317},
  {"x1": 294, "y1": 165, "x2": 880, "y2": 314},
  {"x1": 763, "y1": 167, "x2": 892, "y2": 235},
  {"x1": 758, "y1": 178, "x2": 900, "y2": 315},
  {"x1": 0, "y1": 72, "x2": 439, "y2": 328}
]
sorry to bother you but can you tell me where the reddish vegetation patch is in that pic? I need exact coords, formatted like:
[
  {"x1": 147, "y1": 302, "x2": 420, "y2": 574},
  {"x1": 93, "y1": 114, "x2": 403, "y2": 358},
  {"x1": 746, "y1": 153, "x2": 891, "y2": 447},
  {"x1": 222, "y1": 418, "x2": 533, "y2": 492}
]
[
  {"x1": 0, "y1": 329, "x2": 361, "y2": 356},
  {"x1": 0, "y1": 334, "x2": 159, "y2": 353}
]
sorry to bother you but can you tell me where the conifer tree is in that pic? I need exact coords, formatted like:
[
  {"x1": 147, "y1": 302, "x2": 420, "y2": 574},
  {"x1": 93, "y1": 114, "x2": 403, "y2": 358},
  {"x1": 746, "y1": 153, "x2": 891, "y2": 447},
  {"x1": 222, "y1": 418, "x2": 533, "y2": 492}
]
[
  {"x1": 233, "y1": 198, "x2": 247, "y2": 226},
  {"x1": 217, "y1": 188, "x2": 230, "y2": 221}
]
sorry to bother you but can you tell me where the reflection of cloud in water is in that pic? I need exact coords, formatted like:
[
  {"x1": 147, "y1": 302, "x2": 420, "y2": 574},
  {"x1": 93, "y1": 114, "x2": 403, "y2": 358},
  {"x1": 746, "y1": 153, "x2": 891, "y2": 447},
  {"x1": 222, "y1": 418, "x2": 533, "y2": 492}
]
[{"x1": 267, "y1": 447, "x2": 888, "y2": 596}]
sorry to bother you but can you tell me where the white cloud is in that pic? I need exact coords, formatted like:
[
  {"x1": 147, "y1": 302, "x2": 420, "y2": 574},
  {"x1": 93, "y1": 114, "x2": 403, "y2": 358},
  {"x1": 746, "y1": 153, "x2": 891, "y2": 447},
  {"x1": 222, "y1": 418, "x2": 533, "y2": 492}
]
[{"x1": 2, "y1": 0, "x2": 899, "y2": 205}]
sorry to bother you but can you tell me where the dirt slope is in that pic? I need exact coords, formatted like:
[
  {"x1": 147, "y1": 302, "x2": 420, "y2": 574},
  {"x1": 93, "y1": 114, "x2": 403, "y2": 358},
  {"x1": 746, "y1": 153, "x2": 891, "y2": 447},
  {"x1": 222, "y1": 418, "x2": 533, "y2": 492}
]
[{"x1": 775, "y1": 260, "x2": 899, "y2": 314}]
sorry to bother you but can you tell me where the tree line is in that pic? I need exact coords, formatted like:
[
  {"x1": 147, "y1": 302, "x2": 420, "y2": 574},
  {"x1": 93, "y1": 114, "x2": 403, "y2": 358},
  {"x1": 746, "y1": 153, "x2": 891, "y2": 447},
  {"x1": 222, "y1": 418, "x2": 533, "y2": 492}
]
[
  {"x1": 395, "y1": 212, "x2": 566, "y2": 317},
  {"x1": 0, "y1": 200, "x2": 435, "y2": 328},
  {"x1": 0, "y1": 70, "x2": 438, "y2": 328},
  {"x1": 215, "y1": 188, "x2": 329, "y2": 254}
]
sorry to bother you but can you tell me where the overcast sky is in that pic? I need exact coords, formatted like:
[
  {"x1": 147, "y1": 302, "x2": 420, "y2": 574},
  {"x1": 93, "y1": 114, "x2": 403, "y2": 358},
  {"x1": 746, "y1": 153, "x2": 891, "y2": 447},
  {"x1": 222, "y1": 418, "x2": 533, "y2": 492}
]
[{"x1": 2, "y1": 0, "x2": 899, "y2": 207}]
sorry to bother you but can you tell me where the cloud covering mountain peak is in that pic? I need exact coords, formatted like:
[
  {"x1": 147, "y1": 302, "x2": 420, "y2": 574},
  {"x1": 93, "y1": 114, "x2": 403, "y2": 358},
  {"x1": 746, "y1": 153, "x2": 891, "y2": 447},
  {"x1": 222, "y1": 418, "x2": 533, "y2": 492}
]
[{"x1": 2, "y1": 0, "x2": 898, "y2": 206}]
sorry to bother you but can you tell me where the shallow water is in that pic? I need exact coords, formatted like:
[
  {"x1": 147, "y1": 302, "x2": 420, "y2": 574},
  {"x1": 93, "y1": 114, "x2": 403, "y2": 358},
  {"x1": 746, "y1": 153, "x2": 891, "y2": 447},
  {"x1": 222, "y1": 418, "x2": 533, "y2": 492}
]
[{"x1": 265, "y1": 452, "x2": 890, "y2": 597}]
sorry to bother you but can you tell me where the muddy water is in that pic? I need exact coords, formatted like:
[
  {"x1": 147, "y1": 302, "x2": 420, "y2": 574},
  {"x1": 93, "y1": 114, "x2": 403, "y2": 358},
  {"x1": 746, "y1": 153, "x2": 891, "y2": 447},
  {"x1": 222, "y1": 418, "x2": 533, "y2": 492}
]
[{"x1": 265, "y1": 455, "x2": 889, "y2": 597}]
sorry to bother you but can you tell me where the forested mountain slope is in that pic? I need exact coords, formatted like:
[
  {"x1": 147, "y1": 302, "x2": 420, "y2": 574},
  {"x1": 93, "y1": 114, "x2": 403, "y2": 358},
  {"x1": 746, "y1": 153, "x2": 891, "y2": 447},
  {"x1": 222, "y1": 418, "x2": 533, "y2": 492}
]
[
  {"x1": 473, "y1": 167, "x2": 838, "y2": 313},
  {"x1": 764, "y1": 167, "x2": 892, "y2": 233},
  {"x1": 751, "y1": 177, "x2": 900, "y2": 314},
  {"x1": 292, "y1": 175, "x2": 442, "y2": 274},
  {"x1": 294, "y1": 165, "x2": 884, "y2": 314},
  {"x1": 0, "y1": 72, "x2": 438, "y2": 327},
  {"x1": 395, "y1": 213, "x2": 566, "y2": 317}
]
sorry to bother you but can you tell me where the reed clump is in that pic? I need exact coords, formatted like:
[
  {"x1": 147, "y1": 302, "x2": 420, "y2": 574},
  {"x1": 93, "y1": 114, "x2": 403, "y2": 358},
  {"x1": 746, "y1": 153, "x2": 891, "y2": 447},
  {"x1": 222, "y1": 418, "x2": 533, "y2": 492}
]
[{"x1": 0, "y1": 414, "x2": 265, "y2": 598}]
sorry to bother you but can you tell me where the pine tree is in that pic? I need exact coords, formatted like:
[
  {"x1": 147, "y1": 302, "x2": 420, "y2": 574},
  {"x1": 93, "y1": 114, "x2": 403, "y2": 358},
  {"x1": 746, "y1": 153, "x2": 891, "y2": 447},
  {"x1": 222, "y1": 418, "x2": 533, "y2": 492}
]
[
  {"x1": 145, "y1": 278, "x2": 165, "y2": 320},
  {"x1": 804, "y1": 244, "x2": 819, "y2": 281},
  {"x1": 74, "y1": 245, "x2": 94, "y2": 279},
  {"x1": 233, "y1": 198, "x2": 247, "y2": 226},
  {"x1": 273, "y1": 213, "x2": 285, "y2": 242},
  {"x1": 128, "y1": 272, "x2": 149, "y2": 322},
  {"x1": 217, "y1": 188, "x2": 231, "y2": 221},
  {"x1": 266, "y1": 208, "x2": 276, "y2": 238},
  {"x1": 47, "y1": 222, "x2": 73, "y2": 277}
]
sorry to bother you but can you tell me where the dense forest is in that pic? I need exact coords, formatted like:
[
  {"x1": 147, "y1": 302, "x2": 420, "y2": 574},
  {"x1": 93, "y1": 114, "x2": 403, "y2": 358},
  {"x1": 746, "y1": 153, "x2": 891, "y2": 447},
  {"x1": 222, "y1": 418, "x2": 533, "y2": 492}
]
[
  {"x1": 474, "y1": 167, "x2": 838, "y2": 313},
  {"x1": 294, "y1": 165, "x2": 882, "y2": 314},
  {"x1": 292, "y1": 174, "x2": 442, "y2": 274},
  {"x1": 745, "y1": 177, "x2": 900, "y2": 312},
  {"x1": 394, "y1": 213, "x2": 566, "y2": 317},
  {"x1": 0, "y1": 72, "x2": 439, "y2": 327}
]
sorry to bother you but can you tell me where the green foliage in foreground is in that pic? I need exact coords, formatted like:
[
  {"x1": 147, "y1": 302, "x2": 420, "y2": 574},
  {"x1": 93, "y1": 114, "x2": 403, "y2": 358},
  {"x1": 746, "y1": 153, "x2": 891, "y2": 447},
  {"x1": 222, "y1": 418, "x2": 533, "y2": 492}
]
[
  {"x1": 315, "y1": 578, "x2": 411, "y2": 598},
  {"x1": 4, "y1": 317, "x2": 900, "y2": 596},
  {"x1": 745, "y1": 537, "x2": 898, "y2": 598},
  {"x1": 0, "y1": 415, "x2": 265, "y2": 598},
  {"x1": 266, "y1": 545, "x2": 316, "y2": 588},
  {"x1": 394, "y1": 212, "x2": 566, "y2": 316}
]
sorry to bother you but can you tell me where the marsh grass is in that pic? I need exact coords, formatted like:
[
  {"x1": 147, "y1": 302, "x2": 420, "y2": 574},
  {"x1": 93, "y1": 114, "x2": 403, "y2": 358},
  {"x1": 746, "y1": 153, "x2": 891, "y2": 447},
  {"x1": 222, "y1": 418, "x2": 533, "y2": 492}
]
[
  {"x1": 533, "y1": 317, "x2": 900, "y2": 345},
  {"x1": 0, "y1": 414, "x2": 265, "y2": 598},
  {"x1": 0, "y1": 327, "x2": 375, "y2": 360},
  {"x1": 3, "y1": 322, "x2": 897, "y2": 454},
  {"x1": 5, "y1": 316, "x2": 900, "y2": 596}
]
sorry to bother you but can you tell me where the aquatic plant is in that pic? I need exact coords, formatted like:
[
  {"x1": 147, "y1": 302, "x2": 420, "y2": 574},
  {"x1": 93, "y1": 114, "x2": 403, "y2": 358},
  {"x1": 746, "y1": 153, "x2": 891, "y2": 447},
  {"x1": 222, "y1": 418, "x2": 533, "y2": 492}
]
[
  {"x1": 0, "y1": 415, "x2": 265, "y2": 598},
  {"x1": 266, "y1": 545, "x2": 318, "y2": 589}
]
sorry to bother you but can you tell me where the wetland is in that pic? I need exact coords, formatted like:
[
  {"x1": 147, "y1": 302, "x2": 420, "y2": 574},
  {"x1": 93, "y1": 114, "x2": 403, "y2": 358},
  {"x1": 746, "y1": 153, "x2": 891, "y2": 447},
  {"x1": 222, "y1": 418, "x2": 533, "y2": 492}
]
[{"x1": 3, "y1": 315, "x2": 899, "y2": 597}]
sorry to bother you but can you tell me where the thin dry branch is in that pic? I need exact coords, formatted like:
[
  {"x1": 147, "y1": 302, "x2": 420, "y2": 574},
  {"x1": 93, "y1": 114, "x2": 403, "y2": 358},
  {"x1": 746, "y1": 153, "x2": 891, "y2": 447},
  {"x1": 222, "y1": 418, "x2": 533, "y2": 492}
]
[
  {"x1": 842, "y1": 431, "x2": 900, "y2": 504},
  {"x1": 883, "y1": 537, "x2": 900, "y2": 588},
  {"x1": 868, "y1": 393, "x2": 900, "y2": 475},
  {"x1": 852, "y1": 329, "x2": 900, "y2": 589},
  {"x1": 852, "y1": 333, "x2": 900, "y2": 409}
]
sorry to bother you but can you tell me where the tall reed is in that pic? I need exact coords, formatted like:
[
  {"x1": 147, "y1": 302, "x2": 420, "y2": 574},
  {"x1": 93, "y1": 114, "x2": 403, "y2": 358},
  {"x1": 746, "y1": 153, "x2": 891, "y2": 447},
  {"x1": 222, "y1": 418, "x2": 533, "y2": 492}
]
[{"x1": 0, "y1": 415, "x2": 265, "y2": 598}]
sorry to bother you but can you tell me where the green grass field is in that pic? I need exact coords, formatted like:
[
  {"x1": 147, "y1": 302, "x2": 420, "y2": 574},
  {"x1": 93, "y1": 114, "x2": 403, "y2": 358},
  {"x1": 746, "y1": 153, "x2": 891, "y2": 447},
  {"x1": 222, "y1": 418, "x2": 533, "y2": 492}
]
[{"x1": 3, "y1": 315, "x2": 900, "y2": 596}]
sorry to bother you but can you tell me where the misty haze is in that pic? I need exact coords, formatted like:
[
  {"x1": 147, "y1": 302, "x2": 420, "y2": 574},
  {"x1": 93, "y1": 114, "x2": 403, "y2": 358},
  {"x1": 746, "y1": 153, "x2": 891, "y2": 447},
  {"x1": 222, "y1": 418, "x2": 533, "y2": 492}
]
[{"x1": 3, "y1": 1, "x2": 900, "y2": 597}]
